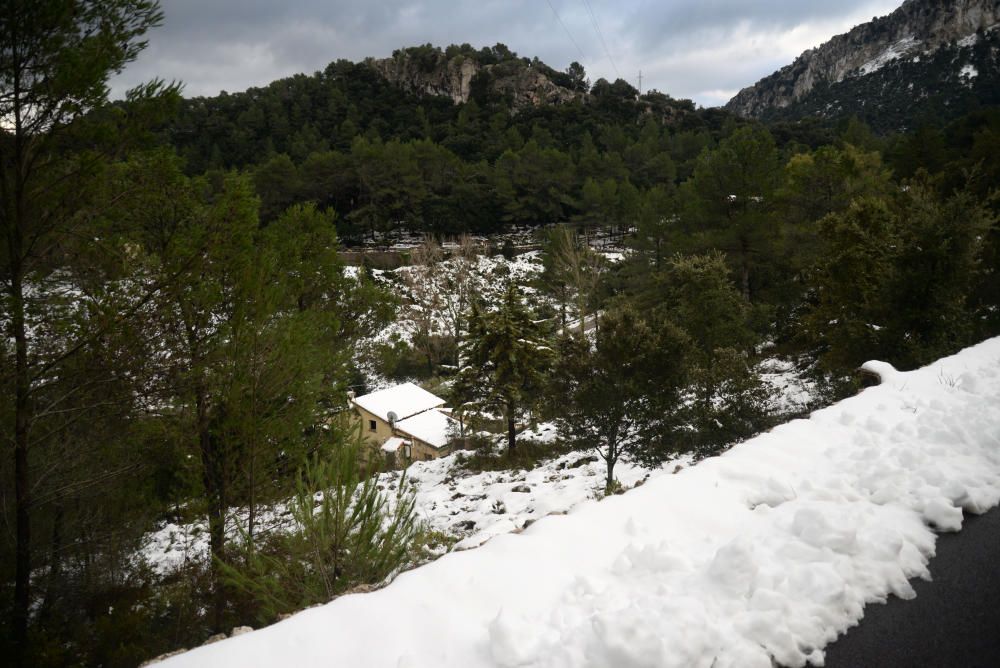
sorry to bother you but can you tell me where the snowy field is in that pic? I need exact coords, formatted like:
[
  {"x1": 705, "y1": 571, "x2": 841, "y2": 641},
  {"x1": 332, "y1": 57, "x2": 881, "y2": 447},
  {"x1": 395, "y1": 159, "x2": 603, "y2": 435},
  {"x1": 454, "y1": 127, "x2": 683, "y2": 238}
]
[
  {"x1": 158, "y1": 336, "x2": 1000, "y2": 668},
  {"x1": 139, "y1": 444, "x2": 671, "y2": 575}
]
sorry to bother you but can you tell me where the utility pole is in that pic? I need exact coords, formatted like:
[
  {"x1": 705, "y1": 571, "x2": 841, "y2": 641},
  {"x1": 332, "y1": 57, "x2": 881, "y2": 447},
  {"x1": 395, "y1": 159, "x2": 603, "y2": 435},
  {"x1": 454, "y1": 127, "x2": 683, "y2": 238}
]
[{"x1": 637, "y1": 70, "x2": 643, "y2": 95}]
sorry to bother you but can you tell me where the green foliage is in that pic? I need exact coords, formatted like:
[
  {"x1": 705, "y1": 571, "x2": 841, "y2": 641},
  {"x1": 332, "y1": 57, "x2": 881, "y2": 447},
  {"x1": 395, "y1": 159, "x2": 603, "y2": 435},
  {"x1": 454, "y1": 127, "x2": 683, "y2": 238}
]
[
  {"x1": 453, "y1": 436, "x2": 573, "y2": 474},
  {"x1": 625, "y1": 252, "x2": 774, "y2": 459},
  {"x1": 680, "y1": 347, "x2": 776, "y2": 458},
  {"x1": 655, "y1": 252, "x2": 755, "y2": 358},
  {"x1": 551, "y1": 307, "x2": 690, "y2": 491},
  {"x1": 682, "y1": 125, "x2": 783, "y2": 300},
  {"x1": 222, "y1": 442, "x2": 418, "y2": 625},
  {"x1": 453, "y1": 284, "x2": 551, "y2": 452},
  {"x1": 804, "y1": 181, "x2": 996, "y2": 372},
  {"x1": 494, "y1": 140, "x2": 575, "y2": 225},
  {"x1": 0, "y1": 2, "x2": 180, "y2": 663}
]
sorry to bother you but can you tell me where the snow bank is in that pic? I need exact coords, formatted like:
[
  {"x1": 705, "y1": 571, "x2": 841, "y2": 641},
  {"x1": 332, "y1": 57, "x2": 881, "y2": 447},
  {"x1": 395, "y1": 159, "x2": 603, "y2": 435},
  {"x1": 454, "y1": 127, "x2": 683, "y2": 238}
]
[{"x1": 160, "y1": 337, "x2": 1000, "y2": 668}]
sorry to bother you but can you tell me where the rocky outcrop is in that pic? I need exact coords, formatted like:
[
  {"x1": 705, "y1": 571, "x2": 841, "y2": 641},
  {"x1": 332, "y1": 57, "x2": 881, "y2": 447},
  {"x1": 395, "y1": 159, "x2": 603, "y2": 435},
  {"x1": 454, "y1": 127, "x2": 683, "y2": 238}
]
[
  {"x1": 368, "y1": 54, "x2": 479, "y2": 104},
  {"x1": 366, "y1": 49, "x2": 580, "y2": 110},
  {"x1": 491, "y1": 67, "x2": 579, "y2": 108},
  {"x1": 726, "y1": 0, "x2": 1000, "y2": 118}
]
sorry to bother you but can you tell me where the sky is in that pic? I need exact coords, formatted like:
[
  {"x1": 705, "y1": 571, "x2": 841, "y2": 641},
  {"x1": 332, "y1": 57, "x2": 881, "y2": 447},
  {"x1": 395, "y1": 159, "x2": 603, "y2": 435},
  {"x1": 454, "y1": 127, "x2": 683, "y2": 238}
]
[{"x1": 111, "y1": 0, "x2": 904, "y2": 108}]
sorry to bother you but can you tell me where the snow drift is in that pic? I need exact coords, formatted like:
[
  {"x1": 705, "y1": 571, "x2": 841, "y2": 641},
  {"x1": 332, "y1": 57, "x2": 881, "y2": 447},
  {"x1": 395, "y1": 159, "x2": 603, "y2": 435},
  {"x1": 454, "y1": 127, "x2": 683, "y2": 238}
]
[{"x1": 160, "y1": 337, "x2": 1000, "y2": 668}]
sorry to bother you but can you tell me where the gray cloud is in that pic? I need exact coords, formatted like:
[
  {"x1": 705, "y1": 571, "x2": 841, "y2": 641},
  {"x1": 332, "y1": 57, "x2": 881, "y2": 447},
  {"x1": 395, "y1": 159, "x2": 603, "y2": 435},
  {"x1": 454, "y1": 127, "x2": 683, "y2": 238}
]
[{"x1": 113, "y1": 0, "x2": 902, "y2": 106}]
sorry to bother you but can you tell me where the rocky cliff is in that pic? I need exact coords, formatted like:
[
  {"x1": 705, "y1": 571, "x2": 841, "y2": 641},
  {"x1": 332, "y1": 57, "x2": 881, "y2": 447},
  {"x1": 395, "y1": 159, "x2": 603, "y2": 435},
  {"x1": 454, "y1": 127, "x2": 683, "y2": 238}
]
[
  {"x1": 726, "y1": 0, "x2": 1000, "y2": 122},
  {"x1": 367, "y1": 48, "x2": 579, "y2": 110}
]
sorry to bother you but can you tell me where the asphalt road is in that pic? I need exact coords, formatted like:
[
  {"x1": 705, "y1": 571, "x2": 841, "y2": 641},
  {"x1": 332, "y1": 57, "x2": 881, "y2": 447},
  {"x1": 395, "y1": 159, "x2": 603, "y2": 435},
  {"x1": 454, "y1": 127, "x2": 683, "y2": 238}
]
[{"x1": 824, "y1": 506, "x2": 1000, "y2": 668}]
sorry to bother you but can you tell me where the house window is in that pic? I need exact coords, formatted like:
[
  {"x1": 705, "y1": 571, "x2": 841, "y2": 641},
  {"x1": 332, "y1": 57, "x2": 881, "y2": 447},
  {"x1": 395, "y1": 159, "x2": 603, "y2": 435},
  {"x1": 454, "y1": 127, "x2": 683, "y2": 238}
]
[{"x1": 368, "y1": 419, "x2": 377, "y2": 432}]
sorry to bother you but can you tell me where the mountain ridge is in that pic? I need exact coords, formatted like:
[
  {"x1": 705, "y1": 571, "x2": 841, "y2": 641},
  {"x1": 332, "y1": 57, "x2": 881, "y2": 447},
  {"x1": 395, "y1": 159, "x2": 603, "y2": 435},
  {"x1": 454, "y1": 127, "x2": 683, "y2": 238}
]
[{"x1": 726, "y1": 0, "x2": 1000, "y2": 128}]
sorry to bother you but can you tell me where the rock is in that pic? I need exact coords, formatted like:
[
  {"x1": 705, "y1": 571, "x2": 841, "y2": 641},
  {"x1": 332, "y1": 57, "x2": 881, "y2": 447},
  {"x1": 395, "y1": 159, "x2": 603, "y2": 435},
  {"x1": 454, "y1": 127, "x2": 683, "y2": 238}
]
[
  {"x1": 511, "y1": 484, "x2": 531, "y2": 493},
  {"x1": 726, "y1": 0, "x2": 1000, "y2": 120},
  {"x1": 230, "y1": 626, "x2": 253, "y2": 637},
  {"x1": 366, "y1": 48, "x2": 581, "y2": 111},
  {"x1": 569, "y1": 455, "x2": 599, "y2": 469},
  {"x1": 454, "y1": 519, "x2": 477, "y2": 531},
  {"x1": 202, "y1": 633, "x2": 227, "y2": 646}
]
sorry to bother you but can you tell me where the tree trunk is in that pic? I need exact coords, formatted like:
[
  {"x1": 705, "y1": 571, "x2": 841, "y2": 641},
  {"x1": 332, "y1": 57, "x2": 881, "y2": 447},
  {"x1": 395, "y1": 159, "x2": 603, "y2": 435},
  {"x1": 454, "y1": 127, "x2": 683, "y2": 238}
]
[
  {"x1": 12, "y1": 266, "x2": 31, "y2": 666},
  {"x1": 196, "y1": 390, "x2": 227, "y2": 631},
  {"x1": 605, "y1": 429, "x2": 619, "y2": 494},
  {"x1": 740, "y1": 237, "x2": 751, "y2": 302},
  {"x1": 506, "y1": 406, "x2": 517, "y2": 453},
  {"x1": 38, "y1": 500, "x2": 64, "y2": 624}
]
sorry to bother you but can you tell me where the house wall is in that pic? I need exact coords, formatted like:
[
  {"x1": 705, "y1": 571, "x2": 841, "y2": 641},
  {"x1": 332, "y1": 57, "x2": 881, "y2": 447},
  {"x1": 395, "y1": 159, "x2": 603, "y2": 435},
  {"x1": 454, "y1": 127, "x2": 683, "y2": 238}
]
[
  {"x1": 408, "y1": 438, "x2": 449, "y2": 462},
  {"x1": 353, "y1": 405, "x2": 395, "y2": 447},
  {"x1": 350, "y1": 403, "x2": 450, "y2": 466}
]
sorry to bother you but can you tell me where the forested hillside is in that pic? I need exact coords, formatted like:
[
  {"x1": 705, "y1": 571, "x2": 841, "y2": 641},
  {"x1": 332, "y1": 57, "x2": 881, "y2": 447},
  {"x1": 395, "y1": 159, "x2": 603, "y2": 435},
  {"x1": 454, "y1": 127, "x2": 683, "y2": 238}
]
[{"x1": 3, "y1": 3, "x2": 1000, "y2": 667}]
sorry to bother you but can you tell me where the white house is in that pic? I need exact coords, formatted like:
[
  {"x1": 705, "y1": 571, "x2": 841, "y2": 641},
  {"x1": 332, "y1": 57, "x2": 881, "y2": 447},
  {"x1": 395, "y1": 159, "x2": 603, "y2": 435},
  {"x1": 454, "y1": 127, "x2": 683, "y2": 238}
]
[{"x1": 350, "y1": 382, "x2": 458, "y2": 466}]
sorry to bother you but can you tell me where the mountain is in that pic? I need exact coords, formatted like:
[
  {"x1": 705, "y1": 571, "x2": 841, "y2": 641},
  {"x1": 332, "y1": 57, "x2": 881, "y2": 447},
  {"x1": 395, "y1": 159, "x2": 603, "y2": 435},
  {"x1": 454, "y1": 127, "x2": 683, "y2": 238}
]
[
  {"x1": 726, "y1": 0, "x2": 1000, "y2": 131},
  {"x1": 165, "y1": 44, "x2": 700, "y2": 175}
]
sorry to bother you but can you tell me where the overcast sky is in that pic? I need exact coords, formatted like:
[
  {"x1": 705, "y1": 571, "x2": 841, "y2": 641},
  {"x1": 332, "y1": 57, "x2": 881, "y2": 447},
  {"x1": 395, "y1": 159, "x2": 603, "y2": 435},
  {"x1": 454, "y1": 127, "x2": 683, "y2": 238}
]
[{"x1": 111, "y1": 0, "x2": 903, "y2": 108}]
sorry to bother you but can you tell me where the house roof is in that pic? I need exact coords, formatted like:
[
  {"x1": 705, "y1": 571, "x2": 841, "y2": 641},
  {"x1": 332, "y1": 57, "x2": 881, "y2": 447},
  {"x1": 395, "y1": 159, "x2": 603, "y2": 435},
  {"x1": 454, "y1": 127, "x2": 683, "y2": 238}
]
[
  {"x1": 352, "y1": 382, "x2": 445, "y2": 423},
  {"x1": 381, "y1": 437, "x2": 407, "y2": 453},
  {"x1": 395, "y1": 409, "x2": 456, "y2": 449}
]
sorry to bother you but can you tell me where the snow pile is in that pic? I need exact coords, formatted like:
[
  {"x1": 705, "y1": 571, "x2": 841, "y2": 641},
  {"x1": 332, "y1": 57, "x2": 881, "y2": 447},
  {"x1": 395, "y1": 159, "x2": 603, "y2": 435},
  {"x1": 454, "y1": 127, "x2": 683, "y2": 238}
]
[{"x1": 159, "y1": 337, "x2": 1000, "y2": 667}]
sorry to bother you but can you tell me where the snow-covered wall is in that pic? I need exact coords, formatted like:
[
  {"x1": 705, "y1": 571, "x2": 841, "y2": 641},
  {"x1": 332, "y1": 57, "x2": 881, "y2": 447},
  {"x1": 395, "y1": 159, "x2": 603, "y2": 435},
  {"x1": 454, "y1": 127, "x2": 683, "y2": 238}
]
[{"x1": 160, "y1": 337, "x2": 1000, "y2": 668}]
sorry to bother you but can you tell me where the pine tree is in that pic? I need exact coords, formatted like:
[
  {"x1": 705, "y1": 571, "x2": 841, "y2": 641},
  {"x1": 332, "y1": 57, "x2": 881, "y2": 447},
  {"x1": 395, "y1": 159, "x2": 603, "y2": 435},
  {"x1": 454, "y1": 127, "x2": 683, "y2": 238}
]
[
  {"x1": 454, "y1": 284, "x2": 550, "y2": 453},
  {"x1": 0, "y1": 2, "x2": 176, "y2": 659},
  {"x1": 682, "y1": 126, "x2": 783, "y2": 301},
  {"x1": 551, "y1": 307, "x2": 689, "y2": 492}
]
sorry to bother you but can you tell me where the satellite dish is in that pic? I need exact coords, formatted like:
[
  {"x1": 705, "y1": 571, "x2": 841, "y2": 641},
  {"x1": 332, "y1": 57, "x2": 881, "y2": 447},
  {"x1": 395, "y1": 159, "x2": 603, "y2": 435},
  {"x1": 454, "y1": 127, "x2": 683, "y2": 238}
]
[{"x1": 387, "y1": 411, "x2": 398, "y2": 426}]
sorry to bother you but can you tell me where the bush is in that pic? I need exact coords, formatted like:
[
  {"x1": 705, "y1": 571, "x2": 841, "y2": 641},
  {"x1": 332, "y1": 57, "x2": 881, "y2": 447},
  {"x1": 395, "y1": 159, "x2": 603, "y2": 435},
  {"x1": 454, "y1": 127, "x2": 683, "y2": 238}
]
[{"x1": 222, "y1": 443, "x2": 418, "y2": 625}]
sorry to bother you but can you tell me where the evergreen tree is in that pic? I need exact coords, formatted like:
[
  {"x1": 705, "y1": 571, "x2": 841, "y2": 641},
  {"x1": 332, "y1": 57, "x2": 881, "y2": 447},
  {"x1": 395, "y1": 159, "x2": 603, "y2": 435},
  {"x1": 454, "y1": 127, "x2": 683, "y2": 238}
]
[
  {"x1": 551, "y1": 307, "x2": 689, "y2": 492},
  {"x1": 453, "y1": 285, "x2": 550, "y2": 452},
  {"x1": 682, "y1": 126, "x2": 783, "y2": 301},
  {"x1": 0, "y1": 2, "x2": 176, "y2": 659},
  {"x1": 803, "y1": 196, "x2": 901, "y2": 371},
  {"x1": 222, "y1": 439, "x2": 418, "y2": 625}
]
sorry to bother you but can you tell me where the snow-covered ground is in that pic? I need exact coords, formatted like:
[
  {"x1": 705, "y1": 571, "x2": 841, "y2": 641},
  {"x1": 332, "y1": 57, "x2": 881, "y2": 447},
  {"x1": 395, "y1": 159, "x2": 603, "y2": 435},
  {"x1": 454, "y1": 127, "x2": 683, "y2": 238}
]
[
  {"x1": 139, "y1": 445, "x2": 670, "y2": 575},
  {"x1": 158, "y1": 336, "x2": 1000, "y2": 668},
  {"x1": 385, "y1": 449, "x2": 681, "y2": 552},
  {"x1": 141, "y1": 251, "x2": 821, "y2": 575}
]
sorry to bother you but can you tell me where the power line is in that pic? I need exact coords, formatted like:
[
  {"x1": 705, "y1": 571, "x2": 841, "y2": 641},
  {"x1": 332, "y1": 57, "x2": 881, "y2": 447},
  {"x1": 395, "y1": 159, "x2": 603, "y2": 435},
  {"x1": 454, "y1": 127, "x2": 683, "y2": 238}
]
[
  {"x1": 581, "y1": 0, "x2": 621, "y2": 79},
  {"x1": 544, "y1": 0, "x2": 588, "y2": 65}
]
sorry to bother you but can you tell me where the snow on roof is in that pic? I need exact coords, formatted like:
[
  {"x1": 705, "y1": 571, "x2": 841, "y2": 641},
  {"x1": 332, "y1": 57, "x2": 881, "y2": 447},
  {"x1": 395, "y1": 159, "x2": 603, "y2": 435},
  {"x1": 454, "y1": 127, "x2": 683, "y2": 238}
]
[
  {"x1": 352, "y1": 382, "x2": 445, "y2": 423},
  {"x1": 158, "y1": 336, "x2": 1000, "y2": 668},
  {"x1": 380, "y1": 437, "x2": 407, "y2": 454},
  {"x1": 394, "y1": 409, "x2": 455, "y2": 449}
]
